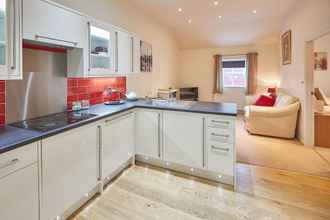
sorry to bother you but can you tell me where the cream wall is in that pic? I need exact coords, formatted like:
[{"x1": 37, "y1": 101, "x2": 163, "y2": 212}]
[
  {"x1": 178, "y1": 42, "x2": 280, "y2": 110},
  {"x1": 280, "y1": 0, "x2": 330, "y2": 144},
  {"x1": 314, "y1": 33, "x2": 330, "y2": 96},
  {"x1": 53, "y1": 0, "x2": 179, "y2": 97}
]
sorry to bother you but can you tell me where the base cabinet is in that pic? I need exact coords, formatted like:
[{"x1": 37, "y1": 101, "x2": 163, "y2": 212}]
[
  {"x1": 135, "y1": 110, "x2": 161, "y2": 159},
  {"x1": 101, "y1": 112, "x2": 135, "y2": 180},
  {"x1": 163, "y1": 111, "x2": 205, "y2": 168},
  {"x1": 41, "y1": 124, "x2": 99, "y2": 220}
]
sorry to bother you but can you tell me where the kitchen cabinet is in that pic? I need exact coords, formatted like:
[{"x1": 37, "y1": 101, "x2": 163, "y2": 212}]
[
  {"x1": 23, "y1": 0, "x2": 86, "y2": 48},
  {"x1": 115, "y1": 29, "x2": 133, "y2": 74},
  {"x1": 41, "y1": 123, "x2": 99, "y2": 220},
  {"x1": 135, "y1": 109, "x2": 161, "y2": 159},
  {"x1": 101, "y1": 112, "x2": 135, "y2": 180},
  {"x1": 0, "y1": 0, "x2": 22, "y2": 80},
  {"x1": 132, "y1": 35, "x2": 141, "y2": 73},
  {"x1": 163, "y1": 111, "x2": 205, "y2": 168},
  {"x1": 0, "y1": 142, "x2": 39, "y2": 220}
]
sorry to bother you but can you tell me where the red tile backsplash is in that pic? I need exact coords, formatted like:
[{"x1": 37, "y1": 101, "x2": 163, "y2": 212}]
[
  {"x1": 0, "y1": 81, "x2": 5, "y2": 125},
  {"x1": 67, "y1": 77, "x2": 126, "y2": 110}
]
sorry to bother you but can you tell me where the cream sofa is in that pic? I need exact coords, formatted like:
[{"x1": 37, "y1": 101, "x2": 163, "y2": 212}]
[{"x1": 244, "y1": 93, "x2": 300, "y2": 139}]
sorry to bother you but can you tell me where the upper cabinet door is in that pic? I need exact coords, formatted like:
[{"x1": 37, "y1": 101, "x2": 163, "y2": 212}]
[
  {"x1": 0, "y1": 0, "x2": 22, "y2": 80},
  {"x1": 87, "y1": 21, "x2": 115, "y2": 76},
  {"x1": 115, "y1": 30, "x2": 132, "y2": 74},
  {"x1": 23, "y1": 0, "x2": 86, "y2": 48}
]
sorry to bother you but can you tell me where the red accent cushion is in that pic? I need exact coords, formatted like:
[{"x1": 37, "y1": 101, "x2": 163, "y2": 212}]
[{"x1": 254, "y1": 95, "x2": 276, "y2": 106}]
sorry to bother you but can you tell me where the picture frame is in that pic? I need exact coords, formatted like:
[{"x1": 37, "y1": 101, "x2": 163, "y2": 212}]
[
  {"x1": 281, "y1": 30, "x2": 292, "y2": 65},
  {"x1": 314, "y1": 52, "x2": 327, "y2": 71},
  {"x1": 140, "y1": 41, "x2": 153, "y2": 72}
]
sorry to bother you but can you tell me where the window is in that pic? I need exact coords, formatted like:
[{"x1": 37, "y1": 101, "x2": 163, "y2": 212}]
[{"x1": 222, "y1": 56, "x2": 247, "y2": 88}]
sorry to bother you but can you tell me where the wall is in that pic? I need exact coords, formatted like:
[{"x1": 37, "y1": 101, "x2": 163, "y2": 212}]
[
  {"x1": 178, "y1": 42, "x2": 280, "y2": 110},
  {"x1": 314, "y1": 33, "x2": 330, "y2": 96},
  {"x1": 280, "y1": 0, "x2": 330, "y2": 144},
  {"x1": 53, "y1": 0, "x2": 179, "y2": 98}
]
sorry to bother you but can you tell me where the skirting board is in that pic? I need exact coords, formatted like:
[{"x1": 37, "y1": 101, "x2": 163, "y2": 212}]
[{"x1": 135, "y1": 155, "x2": 234, "y2": 186}]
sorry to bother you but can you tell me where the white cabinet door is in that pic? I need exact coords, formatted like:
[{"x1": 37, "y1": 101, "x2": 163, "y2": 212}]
[
  {"x1": 132, "y1": 35, "x2": 140, "y2": 74},
  {"x1": 0, "y1": 164, "x2": 39, "y2": 220},
  {"x1": 41, "y1": 124, "x2": 99, "y2": 220},
  {"x1": 115, "y1": 30, "x2": 132, "y2": 74},
  {"x1": 101, "y1": 112, "x2": 134, "y2": 179},
  {"x1": 135, "y1": 109, "x2": 161, "y2": 159},
  {"x1": 23, "y1": 0, "x2": 86, "y2": 48},
  {"x1": 163, "y1": 112, "x2": 204, "y2": 168},
  {"x1": 0, "y1": 0, "x2": 22, "y2": 80}
]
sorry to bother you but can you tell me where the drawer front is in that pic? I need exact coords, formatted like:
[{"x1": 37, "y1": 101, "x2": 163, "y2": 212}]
[
  {"x1": 207, "y1": 141, "x2": 234, "y2": 176},
  {"x1": 207, "y1": 127, "x2": 234, "y2": 144},
  {"x1": 0, "y1": 143, "x2": 38, "y2": 179},
  {"x1": 206, "y1": 117, "x2": 233, "y2": 131}
]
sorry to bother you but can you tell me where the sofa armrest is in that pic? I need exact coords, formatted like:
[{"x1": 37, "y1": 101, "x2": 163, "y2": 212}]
[
  {"x1": 248, "y1": 102, "x2": 300, "y2": 118},
  {"x1": 245, "y1": 95, "x2": 258, "y2": 106}
]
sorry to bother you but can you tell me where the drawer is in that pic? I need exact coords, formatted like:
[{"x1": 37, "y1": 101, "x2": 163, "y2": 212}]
[
  {"x1": 0, "y1": 143, "x2": 38, "y2": 179},
  {"x1": 207, "y1": 127, "x2": 234, "y2": 144},
  {"x1": 207, "y1": 142, "x2": 234, "y2": 176},
  {"x1": 206, "y1": 117, "x2": 233, "y2": 130}
]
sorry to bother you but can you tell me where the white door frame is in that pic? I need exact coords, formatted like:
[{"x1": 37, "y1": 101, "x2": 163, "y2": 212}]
[{"x1": 304, "y1": 30, "x2": 330, "y2": 147}]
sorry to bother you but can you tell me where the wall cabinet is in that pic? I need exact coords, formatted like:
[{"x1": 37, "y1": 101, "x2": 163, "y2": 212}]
[
  {"x1": 115, "y1": 30, "x2": 133, "y2": 74},
  {"x1": 101, "y1": 112, "x2": 135, "y2": 180},
  {"x1": 41, "y1": 123, "x2": 99, "y2": 220},
  {"x1": 163, "y1": 111, "x2": 205, "y2": 168},
  {"x1": 135, "y1": 109, "x2": 161, "y2": 159},
  {"x1": 23, "y1": 0, "x2": 86, "y2": 48},
  {"x1": 0, "y1": 142, "x2": 39, "y2": 220},
  {"x1": 0, "y1": 0, "x2": 22, "y2": 80}
]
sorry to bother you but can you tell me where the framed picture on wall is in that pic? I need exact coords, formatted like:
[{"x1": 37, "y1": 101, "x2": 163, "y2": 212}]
[
  {"x1": 140, "y1": 41, "x2": 153, "y2": 72},
  {"x1": 281, "y1": 30, "x2": 292, "y2": 65},
  {"x1": 314, "y1": 52, "x2": 327, "y2": 71}
]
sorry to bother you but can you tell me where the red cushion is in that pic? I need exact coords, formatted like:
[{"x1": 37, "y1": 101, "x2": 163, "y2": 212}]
[{"x1": 254, "y1": 95, "x2": 276, "y2": 106}]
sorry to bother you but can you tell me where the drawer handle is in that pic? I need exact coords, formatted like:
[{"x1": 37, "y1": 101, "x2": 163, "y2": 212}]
[
  {"x1": 211, "y1": 120, "x2": 229, "y2": 124},
  {"x1": 0, "y1": 158, "x2": 20, "y2": 170},
  {"x1": 211, "y1": 146, "x2": 230, "y2": 152},
  {"x1": 211, "y1": 133, "x2": 229, "y2": 138}
]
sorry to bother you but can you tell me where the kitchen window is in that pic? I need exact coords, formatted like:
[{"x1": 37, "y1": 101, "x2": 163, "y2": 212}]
[{"x1": 222, "y1": 56, "x2": 247, "y2": 88}]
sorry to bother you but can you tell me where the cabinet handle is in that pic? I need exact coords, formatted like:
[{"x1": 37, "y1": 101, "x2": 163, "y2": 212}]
[
  {"x1": 35, "y1": 35, "x2": 78, "y2": 47},
  {"x1": 211, "y1": 120, "x2": 229, "y2": 125},
  {"x1": 115, "y1": 31, "x2": 119, "y2": 72},
  {"x1": 158, "y1": 113, "x2": 161, "y2": 158},
  {"x1": 131, "y1": 36, "x2": 134, "y2": 73},
  {"x1": 97, "y1": 125, "x2": 102, "y2": 181},
  {"x1": 0, "y1": 158, "x2": 20, "y2": 170},
  {"x1": 211, "y1": 133, "x2": 229, "y2": 138},
  {"x1": 202, "y1": 117, "x2": 206, "y2": 168},
  {"x1": 10, "y1": 0, "x2": 17, "y2": 70},
  {"x1": 211, "y1": 146, "x2": 230, "y2": 152},
  {"x1": 87, "y1": 22, "x2": 91, "y2": 72}
]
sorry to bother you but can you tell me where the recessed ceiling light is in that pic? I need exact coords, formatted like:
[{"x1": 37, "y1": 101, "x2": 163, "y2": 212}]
[
  {"x1": 214, "y1": 1, "x2": 219, "y2": 6},
  {"x1": 178, "y1": 8, "x2": 183, "y2": 12},
  {"x1": 252, "y1": 10, "x2": 257, "y2": 14},
  {"x1": 188, "y1": 19, "x2": 192, "y2": 24},
  {"x1": 218, "y1": 15, "x2": 222, "y2": 19}
]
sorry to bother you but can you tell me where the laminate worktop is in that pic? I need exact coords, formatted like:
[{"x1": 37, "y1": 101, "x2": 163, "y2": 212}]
[{"x1": 0, "y1": 100, "x2": 237, "y2": 154}]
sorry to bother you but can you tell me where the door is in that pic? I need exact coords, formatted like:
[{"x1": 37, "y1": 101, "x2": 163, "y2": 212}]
[
  {"x1": 101, "y1": 112, "x2": 135, "y2": 179},
  {"x1": 23, "y1": 0, "x2": 86, "y2": 48},
  {"x1": 163, "y1": 112, "x2": 204, "y2": 168},
  {"x1": 135, "y1": 109, "x2": 161, "y2": 159},
  {"x1": 0, "y1": 0, "x2": 22, "y2": 80},
  {"x1": 88, "y1": 21, "x2": 115, "y2": 76},
  {"x1": 116, "y1": 30, "x2": 132, "y2": 74},
  {"x1": 0, "y1": 164, "x2": 39, "y2": 220},
  {"x1": 41, "y1": 124, "x2": 99, "y2": 220}
]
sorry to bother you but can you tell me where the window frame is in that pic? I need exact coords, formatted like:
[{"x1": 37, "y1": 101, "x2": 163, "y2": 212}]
[{"x1": 222, "y1": 55, "x2": 248, "y2": 89}]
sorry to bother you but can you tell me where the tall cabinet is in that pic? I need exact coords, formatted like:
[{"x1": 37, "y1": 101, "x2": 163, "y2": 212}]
[{"x1": 0, "y1": 0, "x2": 22, "y2": 80}]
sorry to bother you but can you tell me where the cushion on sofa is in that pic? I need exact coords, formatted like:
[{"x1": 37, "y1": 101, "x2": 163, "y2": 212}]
[
  {"x1": 254, "y1": 95, "x2": 276, "y2": 106},
  {"x1": 275, "y1": 95, "x2": 297, "y2": 107}
]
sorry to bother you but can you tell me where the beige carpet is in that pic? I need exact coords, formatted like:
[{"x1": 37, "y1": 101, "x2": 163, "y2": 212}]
[{"x1": 236, "y1": 115, "x2": 330, "y2": 178}]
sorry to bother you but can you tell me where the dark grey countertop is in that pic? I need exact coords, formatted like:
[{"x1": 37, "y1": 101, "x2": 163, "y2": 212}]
[{"x1": 0, "y1": 100, "x2": 237, "y2": 154}]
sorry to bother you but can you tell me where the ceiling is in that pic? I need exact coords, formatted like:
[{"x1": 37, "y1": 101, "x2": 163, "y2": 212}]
[{"x1": 129, "y1": 0, "x2": 298, "y2": 49}]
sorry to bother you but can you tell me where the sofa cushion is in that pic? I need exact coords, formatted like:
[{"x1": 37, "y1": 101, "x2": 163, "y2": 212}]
[
  {"x1": 254, "y1": 95, "x2": 276, "y2": 106},
  {"x1": 275, "y1": 95, "x2": 297, "y2": 107}
]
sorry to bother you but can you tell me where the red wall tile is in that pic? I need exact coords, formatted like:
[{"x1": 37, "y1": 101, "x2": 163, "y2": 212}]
[
  {"x1": 0, "y1": 80, "x2": 5, "y2": 125},
  {"x1": 67, "y1": 77, "x2": 126, "y2": 110}
]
